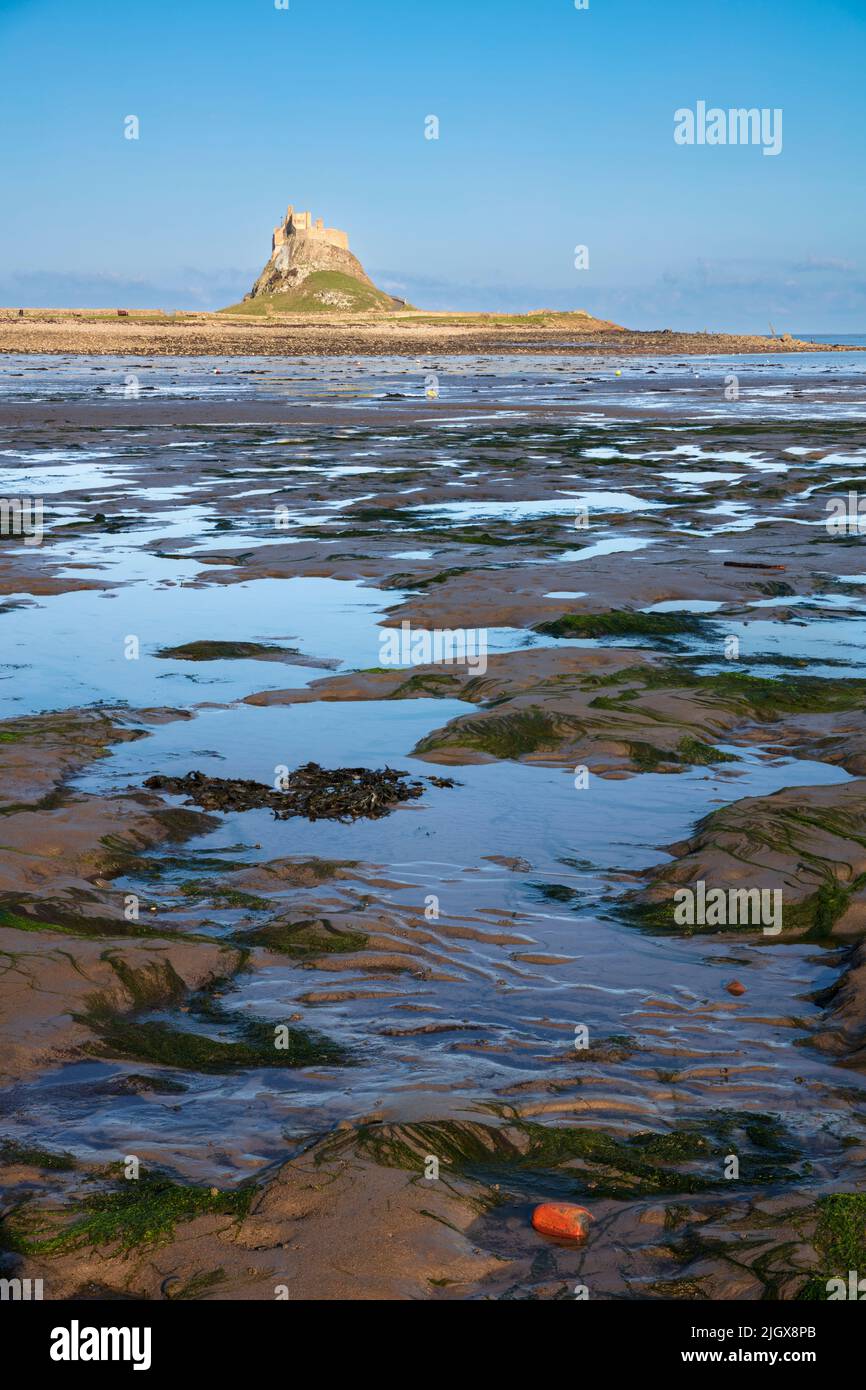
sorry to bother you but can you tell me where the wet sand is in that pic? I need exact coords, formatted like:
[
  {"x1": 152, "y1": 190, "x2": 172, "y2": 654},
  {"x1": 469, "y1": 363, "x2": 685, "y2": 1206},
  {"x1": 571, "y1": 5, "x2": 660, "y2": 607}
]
[{"x1": 2, "y1": 350, "x2": 866, "y2": 1300}]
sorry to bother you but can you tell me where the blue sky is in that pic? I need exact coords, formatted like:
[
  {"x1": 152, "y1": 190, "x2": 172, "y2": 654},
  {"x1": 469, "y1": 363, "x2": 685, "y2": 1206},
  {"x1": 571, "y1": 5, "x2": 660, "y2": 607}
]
[{"x1": 1, "y1": 0, "x2": 864, "y2": 329}]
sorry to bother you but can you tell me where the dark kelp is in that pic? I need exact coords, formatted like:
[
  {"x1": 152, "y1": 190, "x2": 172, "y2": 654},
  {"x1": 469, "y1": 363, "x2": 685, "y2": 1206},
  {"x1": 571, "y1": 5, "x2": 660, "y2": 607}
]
[{"x1": 145, "y1": 762, "x2": 455, "y2": 822}]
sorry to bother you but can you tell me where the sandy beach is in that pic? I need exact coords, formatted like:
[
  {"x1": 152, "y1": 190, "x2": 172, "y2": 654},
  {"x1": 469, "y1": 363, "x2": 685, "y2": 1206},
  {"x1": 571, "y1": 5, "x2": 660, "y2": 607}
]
[{"x1": 2, "y1": 350, "x2": 866, "y2": 1300}]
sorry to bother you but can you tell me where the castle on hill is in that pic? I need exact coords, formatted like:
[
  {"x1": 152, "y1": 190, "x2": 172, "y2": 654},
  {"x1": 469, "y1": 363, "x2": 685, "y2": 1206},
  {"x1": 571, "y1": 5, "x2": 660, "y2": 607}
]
[
  {"x1": 272, "y1": 205, "x2": 349, "y2": 254},
  {"x1": 243, "y1": 198, "x2": 403, "y2": 308}
]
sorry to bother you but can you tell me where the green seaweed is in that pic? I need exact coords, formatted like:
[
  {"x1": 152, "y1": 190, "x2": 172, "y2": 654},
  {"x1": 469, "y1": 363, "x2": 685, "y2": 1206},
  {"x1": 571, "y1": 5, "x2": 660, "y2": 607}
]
[
  {"x1": 0, "y1": 1141, "x2": 76, "y2": 1171},
  {"x1": 104, "y1": 957, "x2": 188, "y2": 1011},
  {"x1": 332, "y1": 1114, "x2": 799, "y2": 1201},
  {"x1": 780, "y1": 880, "x2": 853, "y2": 938},
  {"x1": 676, "y1": 737, "x2": 738, "y2": 766},
  {"x1": 79, "y1": 984, "x2": 348, "y2": 1072},
  {"x1": 0, "y1": 906, "x2": 183, "y2": 942},
  {"x1": 798, "y1": 1194, "x2": 866, "y2": 1299},
  {"x1": 0, "y1": 1171, "x2": 254, "y2": 1256},
  {"x1": 178, "y1": 881, "x2": 269, "y2": 911},
  {"x1": 536, "y1": 609, "x2": 709, "y2": 640},
  {"x1": 388, "y1": 672, "x2": 463, "y2": 698},
  {"x1": 156, "y1": 640, "x2": 297, "y2": 662},
  {"x1": 81, "y1": 1016, "x2": 347, "y2": 1071},
  {"x1": 239, "y1": 917, "x2": 368, "y2": 957},
  {"x1": 414, "y1": 706, "x2": 583, "y2": 760},
  {"x1": 589, "y1": 664, "x2": 866, "y2": 717}
]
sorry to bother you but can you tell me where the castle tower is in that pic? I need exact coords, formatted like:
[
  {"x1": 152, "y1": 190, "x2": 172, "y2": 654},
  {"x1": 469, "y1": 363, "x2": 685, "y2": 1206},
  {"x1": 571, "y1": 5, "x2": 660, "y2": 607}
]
[{"x1": 249, "y1": 198, "x2": 381, "y2": 303}]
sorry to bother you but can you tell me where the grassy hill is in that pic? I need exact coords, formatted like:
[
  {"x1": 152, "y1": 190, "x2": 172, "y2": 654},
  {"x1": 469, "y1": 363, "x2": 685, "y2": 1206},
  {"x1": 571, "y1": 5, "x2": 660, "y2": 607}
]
[{"x1": 221, "y1": 271, "x2": 403, "y2": 315}]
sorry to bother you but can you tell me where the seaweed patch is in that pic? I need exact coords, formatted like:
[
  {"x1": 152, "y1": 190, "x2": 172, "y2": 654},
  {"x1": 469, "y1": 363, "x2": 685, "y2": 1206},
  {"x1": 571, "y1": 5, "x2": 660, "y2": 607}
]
[{"x1": 145, "y1": 762, "x2": 456, "y2": 822}]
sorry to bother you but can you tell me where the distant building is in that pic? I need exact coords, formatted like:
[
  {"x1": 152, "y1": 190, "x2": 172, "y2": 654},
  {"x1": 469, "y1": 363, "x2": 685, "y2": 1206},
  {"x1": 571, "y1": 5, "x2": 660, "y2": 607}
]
[{"x1": 272, "y1": 205, "x2": 350, "y2": 254}]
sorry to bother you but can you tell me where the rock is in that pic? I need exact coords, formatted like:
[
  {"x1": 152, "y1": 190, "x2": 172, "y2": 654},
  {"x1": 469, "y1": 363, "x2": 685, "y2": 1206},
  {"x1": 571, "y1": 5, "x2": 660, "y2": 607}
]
[
  {"x1": 531, "y1": 1202, "x2": 592, "y2": 1241},
  {"x1": 240, "y1": 202, "x2": 404, "y2": 312}
]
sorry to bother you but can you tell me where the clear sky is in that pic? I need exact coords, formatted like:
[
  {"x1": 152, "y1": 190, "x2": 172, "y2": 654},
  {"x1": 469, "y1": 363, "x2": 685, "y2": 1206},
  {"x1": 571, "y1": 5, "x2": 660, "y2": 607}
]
[{"x1": 1, "y1": 0, "x2": 864, "y2": 329}]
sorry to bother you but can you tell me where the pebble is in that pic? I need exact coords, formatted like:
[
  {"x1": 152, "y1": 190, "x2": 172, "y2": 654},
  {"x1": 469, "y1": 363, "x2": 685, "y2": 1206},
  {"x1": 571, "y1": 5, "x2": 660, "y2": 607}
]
[{"x1": 531, "y1": 1202, "x2": 592, "y2": 1241}]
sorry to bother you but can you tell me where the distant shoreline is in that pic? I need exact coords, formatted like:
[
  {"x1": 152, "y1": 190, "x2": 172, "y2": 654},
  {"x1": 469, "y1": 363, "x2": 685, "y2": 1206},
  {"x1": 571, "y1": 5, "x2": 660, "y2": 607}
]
[{"x1": 0, "y1": 308, "x2": 862, "y2": 358}]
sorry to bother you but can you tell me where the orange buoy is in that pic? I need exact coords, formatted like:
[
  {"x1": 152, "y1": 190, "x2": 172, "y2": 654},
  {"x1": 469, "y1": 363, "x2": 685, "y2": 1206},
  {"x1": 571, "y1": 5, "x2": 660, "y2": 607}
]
[
  {"x1": 531, "y1": 1202, "x2": 592, "y2": 1241},
  {"x1": 726, "y1": 980, "x2": 746, "y2": 996}
]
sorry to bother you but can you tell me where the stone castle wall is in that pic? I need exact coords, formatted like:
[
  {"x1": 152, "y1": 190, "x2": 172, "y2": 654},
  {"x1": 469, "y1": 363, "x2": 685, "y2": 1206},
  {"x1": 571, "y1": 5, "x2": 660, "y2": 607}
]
[{"x1": 272, "y1": 205, "x2": 349, "y2": 254}]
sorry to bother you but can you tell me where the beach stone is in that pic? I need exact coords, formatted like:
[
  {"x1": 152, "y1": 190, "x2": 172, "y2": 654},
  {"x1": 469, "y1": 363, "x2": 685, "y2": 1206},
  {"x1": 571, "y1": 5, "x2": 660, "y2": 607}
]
[{"x1": 531, "y1": 1202, "x2": 592, "y2": 1241}]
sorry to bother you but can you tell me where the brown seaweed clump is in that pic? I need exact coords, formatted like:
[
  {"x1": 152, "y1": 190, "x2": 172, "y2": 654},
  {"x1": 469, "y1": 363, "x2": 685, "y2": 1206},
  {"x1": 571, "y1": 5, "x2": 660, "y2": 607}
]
[{"x1": 144, "y1": 763, "x2": 454, "y2": 823}]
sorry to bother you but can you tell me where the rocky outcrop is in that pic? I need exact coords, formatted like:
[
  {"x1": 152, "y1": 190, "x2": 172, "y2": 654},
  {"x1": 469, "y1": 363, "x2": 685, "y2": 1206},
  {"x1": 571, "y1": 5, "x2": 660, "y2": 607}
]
[{"x1": 246, "y1": 203, "x2": 397, "y2": 305}]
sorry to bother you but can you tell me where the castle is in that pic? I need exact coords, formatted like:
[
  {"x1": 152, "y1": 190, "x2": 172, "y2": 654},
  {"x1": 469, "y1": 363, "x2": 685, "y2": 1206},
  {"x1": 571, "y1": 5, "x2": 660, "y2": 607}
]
[
  {"x1": 272, "y1": 205, "x2": 349, "y2": 254},
  {"x1": 244, "y1": 198, "x2": 398, "y2": 307}
]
